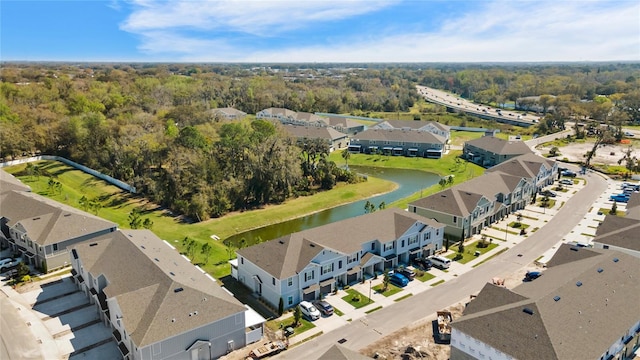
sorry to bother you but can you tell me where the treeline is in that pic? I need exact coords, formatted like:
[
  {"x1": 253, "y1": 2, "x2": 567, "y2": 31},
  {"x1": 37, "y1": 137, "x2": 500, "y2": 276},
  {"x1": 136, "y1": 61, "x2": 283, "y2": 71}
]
[{"x1": 1, "y1": 62, "x2": 639, "y2": 219}]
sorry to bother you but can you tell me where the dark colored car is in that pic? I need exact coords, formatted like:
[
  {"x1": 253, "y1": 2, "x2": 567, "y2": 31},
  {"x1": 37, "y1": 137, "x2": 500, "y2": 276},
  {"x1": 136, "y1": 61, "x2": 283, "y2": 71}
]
[
  {"x1": 525, "y1": 271, "x2": 542, "y2": 281},
  {"x1": 389, "y1": 272, "x2": 409, "y2": 287},
  {"x1": 412, "y1": 257, "x2": 432, "y2": 270},
  {"x1": 561, "y1": 170, "x2": 577, "y2": 178},
  {"x1": 397, "y1": 267, "x2": 416, "y2": 281},
  {"x1": 312, "y1": 300, "x2": 334, "y2": 316},
  {"x1": 539, "y1": 190, "x2": 557, "y2": 198}
]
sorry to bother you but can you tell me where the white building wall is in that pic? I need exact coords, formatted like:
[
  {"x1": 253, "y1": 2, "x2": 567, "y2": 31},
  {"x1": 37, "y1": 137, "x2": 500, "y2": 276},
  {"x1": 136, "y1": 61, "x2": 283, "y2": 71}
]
[
  {"x1": 592, "y1": 242, "x2": 640, "y2": 259},
  {"x1": 451, "y1": 328, "x2": 513, "y2": 360}
]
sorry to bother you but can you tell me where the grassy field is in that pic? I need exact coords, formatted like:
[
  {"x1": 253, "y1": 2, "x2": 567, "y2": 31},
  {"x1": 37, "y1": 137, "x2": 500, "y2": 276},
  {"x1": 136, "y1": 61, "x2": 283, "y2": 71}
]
[
  {"x1": 447, "y1": 241, "x2": 499, "y2": 264},
  {"x1": 341, "y1": 289, "x2": 373, "y2": 309},
  {"x1": 5, "y1": 160, "x2": 395, "y2": 278},
  {"x1": 372, "y1": 283, "x2": 403, "y2": 297}
]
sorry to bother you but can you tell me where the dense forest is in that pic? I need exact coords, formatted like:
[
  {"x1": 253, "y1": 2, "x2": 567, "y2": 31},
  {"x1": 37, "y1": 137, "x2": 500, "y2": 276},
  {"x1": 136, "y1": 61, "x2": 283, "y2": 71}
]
[{"x1": 1, "y1": 62, "x2": 639, "y2": 219}]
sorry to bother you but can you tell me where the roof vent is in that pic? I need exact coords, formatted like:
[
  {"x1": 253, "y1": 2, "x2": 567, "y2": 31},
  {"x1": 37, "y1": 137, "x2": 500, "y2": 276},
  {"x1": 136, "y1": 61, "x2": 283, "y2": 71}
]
[
  {"x1": 576, "y1": 281, "x2": 582, "y2": 287},
  {"x1": 597, "y1": 268, "x2": 603, "y2": 273},
  {"x1": 141, "y1": 245, "x2": 146, "y2": 249},
  {"x1": 523, "y1": 308, "x2": 535, "y2": 315},
  {"x1": 174, "y1": 287, "x2": 184, "y2": 293},
  {"x1": 33, "y1": 217, "x2": 41, "y2": 220},
  {"x1": 310, "y1": 243, "x2": 315, "y2": 247},
  {"x1": 613, "y1": 258, "x2": 619, "y2": 263},
  {"x1": 570, "y1": 246, "x2": 579, "y2": 251},
  {"x1": 169, "y1": 272, "x2": 175, "y2": 276},
  {"x1": 89, "y1": 243, "x2": 98, "y2": 247},
  {"x1": 154, "y1": 258, "x2": 159, "y2": 262},
  {"x1": 194, "y1": 311, "x2": 198, "y2": 315},
  {"x1": 64, "y1": 214, "x2": 71, "y2": 217},
  {"x1": 279, "y1": 240, "x2": 284, "y2": 244},
  {"x1": 171, "y1": 318, "x2": 175, "y2": 322},
  {"x1": 553, "y1": 296, "x2": 561, "y2": 302}
]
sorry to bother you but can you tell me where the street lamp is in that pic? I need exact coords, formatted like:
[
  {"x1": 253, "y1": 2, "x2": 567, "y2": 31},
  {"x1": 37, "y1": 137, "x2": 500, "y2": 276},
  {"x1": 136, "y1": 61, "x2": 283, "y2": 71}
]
[
  {"x1": 505, "y1": 214, "x2": 508, "y2": 242},
  {"x1": 368, "y1": 279, "x2": 372, "y2": 304}
]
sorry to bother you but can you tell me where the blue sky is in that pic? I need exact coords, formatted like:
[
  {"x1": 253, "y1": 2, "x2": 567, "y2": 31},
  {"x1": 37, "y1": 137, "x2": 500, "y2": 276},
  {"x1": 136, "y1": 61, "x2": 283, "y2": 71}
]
[{"x1": 2, "y1": 0, "x2": 639, "y2": 62}]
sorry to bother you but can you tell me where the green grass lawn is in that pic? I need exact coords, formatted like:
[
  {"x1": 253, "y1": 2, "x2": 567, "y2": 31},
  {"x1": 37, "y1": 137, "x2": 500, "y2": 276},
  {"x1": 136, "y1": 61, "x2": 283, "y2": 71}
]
[
  {"x1": 416, "y1": 271, "x2": 435, "y2": 282},
  {"x1": 394, "y1": 293, "x2": 413, "y2": 302},
  {"x1": 447, "y1": 241, "x2": 499, "y2": 264},
  {"x1": 333, "y1": 307, "x2": 344, "y2": 316},
  {"x1": 372, "y1": 283, "x2": 403, "y2": 297},
  {"x1": 598, "y1": 208, "x2": 625, "y2": 217},
  {"x1": 431, "y1": 279, "x2": 445, "y2": 286},
  {"x1": 509, "y1": 222, "x2": 530, "y2": 230},
  {"x1": 5, "y1": 160, "x2": 395, "y2": 278},
  {"x1": 341, "y1": 289, "x2": 373, "y2": 309},
  {"x1": 265, "y1": 316, "x2": 315, "y2": 335}
]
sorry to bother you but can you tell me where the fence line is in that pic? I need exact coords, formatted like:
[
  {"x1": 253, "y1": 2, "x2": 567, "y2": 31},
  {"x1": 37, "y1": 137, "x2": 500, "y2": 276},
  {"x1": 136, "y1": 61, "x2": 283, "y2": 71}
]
[{"x1": 0, "y1": 156, "x2": 136, "y2": 193}]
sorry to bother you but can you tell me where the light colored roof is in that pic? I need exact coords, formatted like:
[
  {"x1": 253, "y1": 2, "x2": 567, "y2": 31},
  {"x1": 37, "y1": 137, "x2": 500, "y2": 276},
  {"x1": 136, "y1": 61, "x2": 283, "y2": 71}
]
[
  {"x1": 374, "y1": 119, "x2": 450, "y2": 132},
  {"x1": 237, "y1": 208, "x2": 444, "y2": 279},
  {"x1": 211, "y1": 107, "x2": 246, "y2": 117},
  {"x1": 626, "y1": 192, "x2": 640, "y2": 220},
  {"x1": 259, "y1": 107, "x2": 296, "y2": 117},
  {"x1": 317, "y1": 344, "x2": 370, "y2": 360},
  {"x1": 1, "y1": 190, "x2": 116, "y2": 246},
  {"x1": 410, "y1": 187, "x2": 486, "y2": 217},
  {"x1": 486, "y1": 153, "x2": 555, "y2": 179},
  {"x1": 283, "y1": 125, "x2": 347, "y2": 141},
  {"x1": 0, "y1": 168, "x2": 31, "y2": 194},
  {"x1": 321, "y1": 116, "x2": 362, "y2": 129},
  {"x1": 73, "y1": 230, "x2": 246, "y2": 347},
  {"x1": 452, "y1": 245, "x2": 640, "y2": 360},
  {"x1": 593, "y1": 215, "x2": 640, "y2": 252},
  {"x1": 353, "y1": 128, "x2": 445, "y2": 144},
  {"x1": 295, "y1": 112, "x2": 328, "y2": 125},
  {"x1": 465, "y1": 136, "x2": 533, "y2": 156}
]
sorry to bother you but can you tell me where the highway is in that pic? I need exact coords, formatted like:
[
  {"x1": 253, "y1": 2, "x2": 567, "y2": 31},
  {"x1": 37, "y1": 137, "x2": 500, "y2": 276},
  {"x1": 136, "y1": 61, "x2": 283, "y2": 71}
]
[
  {"x1": 416, "y1": 85, "x2": 541, "y2": 127},
  {"x1": 276, "y1": 166, "x2": 608, "y2": 359}
]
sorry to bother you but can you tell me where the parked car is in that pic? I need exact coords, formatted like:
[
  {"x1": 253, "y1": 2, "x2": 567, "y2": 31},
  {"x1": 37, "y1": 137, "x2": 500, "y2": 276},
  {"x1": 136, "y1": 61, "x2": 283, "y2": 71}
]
[
  {"x1": 299, "y1": 301, "x2": 321, "y2": 321},
  {"x1": 389, "y1": 272, "x2": 409, "y2": 287},
  {"x1": 312, "y1": 300, "x2": 334, "y2": 316},
  {"x1": 610, "y1": 194, "x2": 630, "y2": 203},
  {"x1": 412, "y1": 257, "x2": 432, "y2": 270},
  {"x1": 396, "y1": 267, "x2": 416, "y2": 281},
  {"x1": 559, "y1": 179, "x2": 573, "y2": 186},
  {"x1": 539, "y1": 190, "x2": 557, "y2": 197},
  {"x1": 624, "y1": 131, "x2": 635, "y2": 137},
  {"x1": 524, "y1": 271, "x2": 542, "y2": 281},
  {"x1": 561, "y1": 170, "x2": 577, "y2": 178},
  {"x1": 0, "y1": 257, "x2": 22, "y2": 273}
]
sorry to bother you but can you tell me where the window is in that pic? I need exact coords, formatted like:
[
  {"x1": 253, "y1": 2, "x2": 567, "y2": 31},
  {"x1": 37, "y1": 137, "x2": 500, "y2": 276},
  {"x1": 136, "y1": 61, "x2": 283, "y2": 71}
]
[
  {"x1": 53, "y1": 244, "x2": 58, "y2": 251},
  {"x1": 409, "y1": 236, "x2": 419, "y2": 246},
  {"x1": 383, "y1": 242, "x2": 394, "y2": 252},
  {"x1": 304, "y1": 271, "x2": 315, "y2": 281},
  {"x1": 401, "y1": 240, "x2": 405, "y2": 247},
  {"x1": 272, "y1": 277, "x2": 275, "y2": 286},
  {"x1": 436, "y1": 229, "x2": 440, "y2": 236},
  {"x1": 321, "y1": 263, "x2": 333, "y2": 275},
  {"x1": 288, "y1": 296, "x2": 293, "y2": 305},
  {"x1": 603, "y1": 245, "x2": 609, "y2": 249},
  {"x1": 371, "y1": 243, "x2": 375, "y2": 251},
  {"x1": 453, "y1": 216, "x2": 457, "y2": 224},
  {"x1": 338, "y1": 260, "x2": 342, "y2": 269},
  {"x1": 287, "y1": 278, "x2": 293, "y2": 286},
  {"x1": 241, "y1": 257, "x2": 244, "y2": 264},
  {"x1": 425, "y1": 232, "x2": 431, "y2": 240}
]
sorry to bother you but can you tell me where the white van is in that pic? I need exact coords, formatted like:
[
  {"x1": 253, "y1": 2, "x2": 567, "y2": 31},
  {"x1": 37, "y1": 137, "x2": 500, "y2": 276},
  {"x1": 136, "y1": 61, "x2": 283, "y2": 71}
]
[{"x1": 429, "y1": 255, "x2": 451, "y2": 269}]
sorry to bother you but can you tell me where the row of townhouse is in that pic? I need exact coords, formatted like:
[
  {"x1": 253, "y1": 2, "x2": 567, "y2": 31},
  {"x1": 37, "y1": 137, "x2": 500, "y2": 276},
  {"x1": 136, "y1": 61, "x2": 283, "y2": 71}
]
[
  {"x1": 348, "y1": 128, "x2": 447, "y2": 158},
  {"x1": 0, "y1": 169, "x2": 263, "y2": 360},
  {"x1": 408, "y1": 153, "x2": 558, "y2": 238},
  {"x1": 71, "y1": 229, "x2": 262, "y2": 360},
  {"x1": 462, "y1": 135, "x2": 533, "y2": 167},
  {"x1": 592, "y1": 192, "x2": 640, "y2": 258},
  {"x1": 281, "y1": 125, "x2": 350, "y2": 152},
  {"x1": 450, "y1": 244, "x2": 640, "y2": 360},
  {"x1": 372, "y1": 119, "x2": 451, "y2": 142},
  {"x1": 233, "y1": 208, "x2": 445, "y2": 310},
  {"x1": 256, "y1": 108, "x2": 364, "y2": 135}
]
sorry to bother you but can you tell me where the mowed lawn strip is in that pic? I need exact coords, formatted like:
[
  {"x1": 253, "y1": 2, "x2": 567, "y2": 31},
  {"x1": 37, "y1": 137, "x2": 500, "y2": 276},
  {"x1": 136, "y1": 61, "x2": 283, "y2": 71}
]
[{"x1": 5, "y1": 160, "x2": 395, "y2": 278}]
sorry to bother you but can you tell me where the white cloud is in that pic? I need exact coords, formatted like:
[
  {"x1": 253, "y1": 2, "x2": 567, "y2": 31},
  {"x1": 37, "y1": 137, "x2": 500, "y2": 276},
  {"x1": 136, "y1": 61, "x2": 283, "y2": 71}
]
[{"x1": 123, "y1": 0, "x2": 640, "y2": 62}]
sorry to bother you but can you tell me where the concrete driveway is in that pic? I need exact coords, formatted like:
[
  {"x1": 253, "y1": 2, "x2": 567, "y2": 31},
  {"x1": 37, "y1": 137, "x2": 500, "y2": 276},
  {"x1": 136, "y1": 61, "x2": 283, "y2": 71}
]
[{"x1": 0, "y1": 275, "x2": 121, "y2": 359}]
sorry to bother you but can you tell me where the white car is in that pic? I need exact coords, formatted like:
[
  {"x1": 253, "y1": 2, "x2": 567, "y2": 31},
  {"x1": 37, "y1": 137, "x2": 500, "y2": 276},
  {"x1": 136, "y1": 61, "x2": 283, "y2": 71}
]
[{"x1": 299, "y1": 301, "x2": 321, "y2": 321}]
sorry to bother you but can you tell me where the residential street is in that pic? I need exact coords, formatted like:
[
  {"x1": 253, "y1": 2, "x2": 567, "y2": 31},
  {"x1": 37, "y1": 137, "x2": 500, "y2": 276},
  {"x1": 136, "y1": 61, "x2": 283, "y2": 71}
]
[{"x1": 276, "y1": 168, "x2": 608, "y2": 359}]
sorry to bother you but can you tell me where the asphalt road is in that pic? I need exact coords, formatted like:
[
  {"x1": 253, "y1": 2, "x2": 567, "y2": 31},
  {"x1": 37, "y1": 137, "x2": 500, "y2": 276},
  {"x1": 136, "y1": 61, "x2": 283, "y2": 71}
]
[{"x1": 277, "y1": 167, "x2": 608, "y2": 359}]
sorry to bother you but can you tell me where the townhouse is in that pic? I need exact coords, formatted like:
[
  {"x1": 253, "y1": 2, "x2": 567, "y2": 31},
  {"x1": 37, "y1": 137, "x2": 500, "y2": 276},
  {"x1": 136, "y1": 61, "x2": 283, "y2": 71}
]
[
  {"x1": 0, "y1": 189, "x2": 117, "y2": 271},
  {"x1": 408, "y1": 153, "x2": 556, "y2": 238},
  {"x1": 211, "y1": 107, "x2": 247, "y2": 120},
  {"x1": 282, "y1": 125, "x2": 349, "y2": 152},
  {"x1": 463, "y1": 136, "x2": 533, "y2": 167},
  {"x1": 592, "y1": 193, "x2": 640, "y2": 258},
  {"x1": 234, "y1": 208, "x2": 445, "y2": 310},
  {"x1": 450, "y1": 244, "x2": 640, "y2": 360},
  {"x1": 256, "y1": 107, "x2": 297, "y2": 123},
  {"x1": 372, "y1": 119, "x2": 451, "y2": 142},
  {"x1": 71, "y1": 229, "x2": 260, "y2": 360},
  {"x1": 348, "y1": 128, "x2": 447, "y2": 158},
  {"x1": 319, "y1": 115, "x2": 366, "y2": 135}
]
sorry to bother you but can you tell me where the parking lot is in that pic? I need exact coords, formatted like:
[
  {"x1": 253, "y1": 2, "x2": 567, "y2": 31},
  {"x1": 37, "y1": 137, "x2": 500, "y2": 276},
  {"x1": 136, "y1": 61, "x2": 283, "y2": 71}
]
[{"x1": 0, "y1": 274, "x2": 121, "y2": 359}]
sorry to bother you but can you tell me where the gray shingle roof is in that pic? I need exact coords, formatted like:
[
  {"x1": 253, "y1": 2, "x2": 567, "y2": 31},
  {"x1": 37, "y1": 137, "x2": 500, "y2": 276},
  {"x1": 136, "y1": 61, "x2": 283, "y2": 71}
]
[
  {"x1": 410, "y1": 188, "x2": 485, "y2": 217},
  {"x1": 486, "y1": 153, "x2": 555, "y2": 178},
  {"x1": 237, "y1": 208, "x2": 443, "y2": 279},
  {"x1": 465, "y1": 136, "x2": 533, "y2": 156},
  {"x1": 354, "y1": 128, "x2": 445, "y2": 144},
  {"x1": 73, "y1": 229, "x2": 246, "y2": 347},
  {"x1": 374, "y1": 119, "x2": 450, "y2": 132},
  {"x1": 452, "y1": 245, "x2": 640, "y2": 360},
  {"x1": 626, "y1": 192, "x2": 640, "y2": 220},
  {"x1": 283, "y1": 125, "x2": 347, "y2": 141},
  {"x1": 593, "y1": 215, "x2": 640, "y2": 252},
  {"x1": 1, "y1": 190, "x2": 116, "y2": 246},
  {"x1": 0, "y1": 169, "x2": 31, "y2": 194},
  {"x1": 317, "y1": 344, "x2": 370, "y2": 360}
]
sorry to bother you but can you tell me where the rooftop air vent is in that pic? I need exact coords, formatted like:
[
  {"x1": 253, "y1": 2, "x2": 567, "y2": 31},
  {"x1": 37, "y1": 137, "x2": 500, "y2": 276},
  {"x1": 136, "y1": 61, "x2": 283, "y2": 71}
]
[
  {"x1": 174, "y1": 287, "x2": 183, "y2": 293},
  {"x1": 613, "y1": 258, "x2": 619, "y2": 263},
  {"x1": 171, "y1": 318, "x2": 175, "y2": 323},
  {"x1": 154, "y1": 258, "x2": 159, "y2": 262},
  {"x1": 64, "y1": 214, "x2": 71, "y2": 217},
  {"x1": 310, "y1": 243, "x2": 315, "y2": 247},
  {"x1": 33, "y1": 217, "x2": 41, "y2": 220},
  {"x1": 597, "y1": 268, "x2": 603, "y2": 273},
  {"x1": 169, "y1": 272, "x2": 175, "y2": 276},
  {"x1": 279, "y1": 240, "x2": 284, "y2": 244},
  {"x1": 141, "y1": 245, "x2": 146, "y2": 249},
  {"x1": 570, "y1": 246, "x2": 579, "y2": 251},
  {"x1": 553, "y1": 296, "x2": 561, "y2": 302},
  {"x1": 576, "y1": 281, "x2": 583, "y2": 287},
  {"x1": 523, "y1": 308, "x2": 535, "y2": 315},
  {"x1": 89, "y1": 243, "x2": 98, "y2": 247}
]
